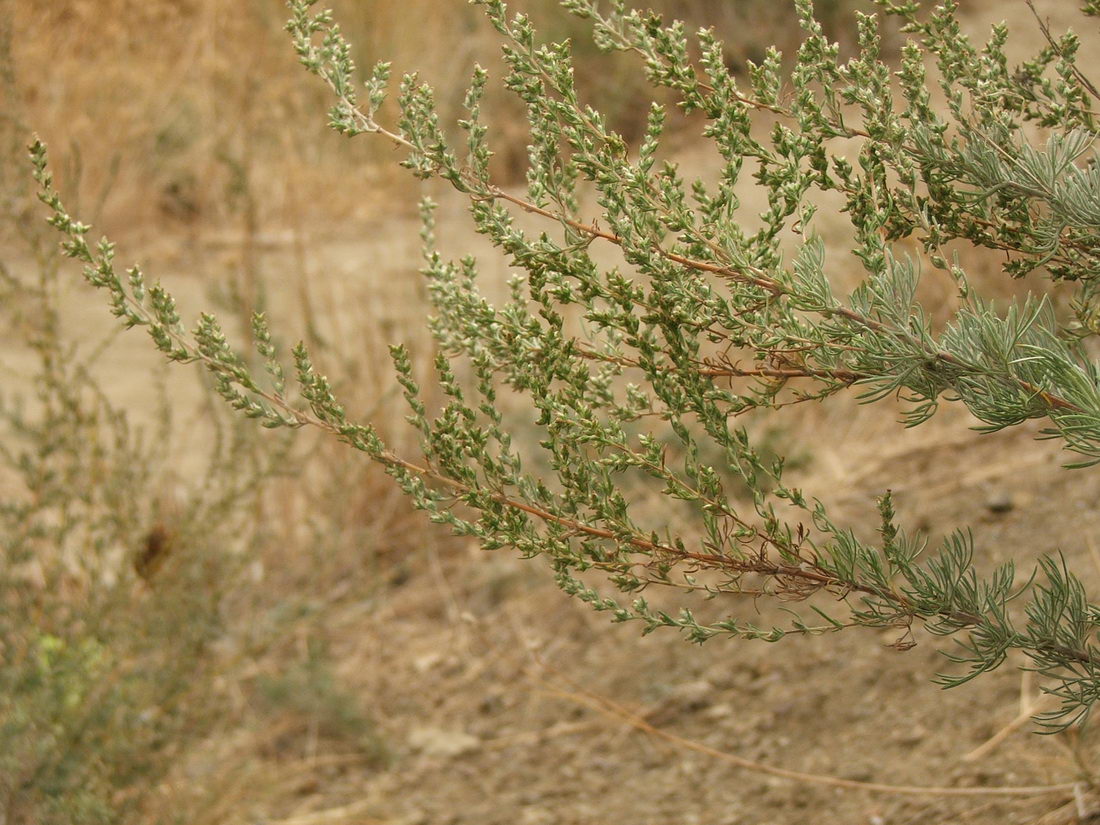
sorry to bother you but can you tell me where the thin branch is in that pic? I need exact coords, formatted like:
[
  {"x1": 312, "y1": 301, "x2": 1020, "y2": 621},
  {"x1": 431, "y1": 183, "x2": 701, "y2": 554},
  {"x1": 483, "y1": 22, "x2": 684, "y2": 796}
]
[{"x1": 1025, "y1": 0, "x2": 1100, "y2": 104}]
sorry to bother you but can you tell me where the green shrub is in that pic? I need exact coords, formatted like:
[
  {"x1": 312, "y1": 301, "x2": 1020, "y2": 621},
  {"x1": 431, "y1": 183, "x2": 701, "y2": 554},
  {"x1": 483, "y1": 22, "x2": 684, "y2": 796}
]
[
  {"x1": 0, "y1": 245, "x2": 277, "y2": 821},
  {"x1": 32, "y1": 0, "x2": 1100, "y2": 738},
  {"x1": 0, "y1": 37, "x2": 294, "y2": 817}
]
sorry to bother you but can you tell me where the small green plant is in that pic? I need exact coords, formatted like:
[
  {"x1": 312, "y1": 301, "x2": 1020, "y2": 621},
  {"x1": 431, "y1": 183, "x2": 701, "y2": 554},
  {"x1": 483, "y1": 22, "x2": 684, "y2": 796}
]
[
  {"x1": 31, "y1": 0, "x2": 1100, "y2": 739},
  {"x1": 0, "y1": 241, "x2": 278, "y2": 822},
  {"x1": 256, "y1": 640, "x2": 390, "y2": 765},
  {"x1": 0, "y1": 34, "x2": 298, "y2": 819}
]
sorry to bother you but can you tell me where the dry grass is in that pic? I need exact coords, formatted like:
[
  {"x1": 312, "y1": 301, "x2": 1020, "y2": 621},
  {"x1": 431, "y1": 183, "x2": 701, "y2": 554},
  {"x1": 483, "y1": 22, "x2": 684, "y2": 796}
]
[{"x1": 9, "y1": 0, "x2": 881, "y2": 240}]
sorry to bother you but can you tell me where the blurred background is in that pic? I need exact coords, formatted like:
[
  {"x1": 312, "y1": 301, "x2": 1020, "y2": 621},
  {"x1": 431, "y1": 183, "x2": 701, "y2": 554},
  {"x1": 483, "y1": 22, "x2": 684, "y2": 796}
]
[
  {"x1": 4, "y1": 2, "x2": 1100, "y2": 824},
  {"x1": 9, "y1": 0, "x2": 877, "y2": 241}
]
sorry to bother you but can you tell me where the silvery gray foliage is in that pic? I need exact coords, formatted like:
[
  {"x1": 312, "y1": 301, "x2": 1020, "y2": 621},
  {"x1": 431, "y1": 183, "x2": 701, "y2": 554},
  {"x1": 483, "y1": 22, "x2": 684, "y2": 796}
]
[{"x1": 33, "y1": 0, "x2": 1100, "y2": 729}]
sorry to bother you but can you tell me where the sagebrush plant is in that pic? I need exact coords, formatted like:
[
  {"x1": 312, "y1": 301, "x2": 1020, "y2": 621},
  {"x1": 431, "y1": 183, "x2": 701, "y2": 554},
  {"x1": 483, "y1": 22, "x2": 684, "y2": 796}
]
[
  {"x1": 0, "y1": 165, "x2": 304, "y2": 818},
  {"x1": 32, "y1": 0, "x2": 1100, "y2": 733},
  {"x1": 0, "y1": 246, "x2": 268, "y2": 820},
  {"x1": 1, "y1": 8, "x2": 416, "y2": 819},
  {"x1": 0, "y1": 43, "x2": 289, "y2": 822},
  {"x1": 0, "y1": 169, "x2": 395, "y2": 823}
]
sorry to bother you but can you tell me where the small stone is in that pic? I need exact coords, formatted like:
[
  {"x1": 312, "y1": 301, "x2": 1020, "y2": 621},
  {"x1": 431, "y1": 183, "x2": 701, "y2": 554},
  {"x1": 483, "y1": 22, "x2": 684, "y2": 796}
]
[
  {"x1": 704, "y1": 702, "x2": 734, "y2": 720},
  {"x1": 412, "y1": 651, "x2": 443, "y2": 673},
  {"x1": 519, "y1": 808, "x2": 553, "y2": 825},
  {"x1": 892, "y1": 724, "x2": 927, "y2": 746},
  {"x1": 407, "y1": 726, "x2": 481, "y2": 757},
  {"x1": 985, "y1": 492, "x2": 1014, "y2": 514},
  {"x1": 669, "y1": 679, "x2": 714, "y2": 711}
]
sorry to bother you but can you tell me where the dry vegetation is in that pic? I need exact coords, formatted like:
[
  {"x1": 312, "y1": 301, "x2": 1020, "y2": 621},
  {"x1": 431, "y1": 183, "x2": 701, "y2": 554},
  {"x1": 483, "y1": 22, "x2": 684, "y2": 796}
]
[{"x1": 5, "y1": 1, "x2": 1100, "y2": 824}]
